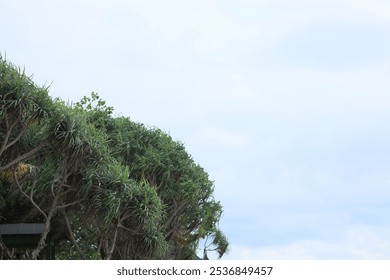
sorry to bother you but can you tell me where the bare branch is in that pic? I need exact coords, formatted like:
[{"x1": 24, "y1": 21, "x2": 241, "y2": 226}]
[
  {"x1": 0, "y1": 110, "x2": 10, "y2": 156},
  {"x1": 31, "y1": 207, "x2": 56, "y2": 259},
  {"x1": 31, "y1": 189, "x2": 61, "y2": 259},
  {"x1": 50, "y1": 179, "x2": 57, "y2": 199},
  {"x1": 107, "y1": 224, "x2": 119, "y2": 260},
  {"x1": 118, "y1": 224, "x2": 139, "y2": 235},
  {"x1": 0, "y1": 140, "x2": 46, "y2": 171},
  {"x1": 0, "y1": 109, "x2": 24, "y2": 156},
  {"x1": 163, "y1": 199, "x2": 187, "y2": 231},
  {"x1": 61, "y1": 209, "x2": 83, "y2": 256},
  {"x1": 2, "y1": 125, "x2": 28, "y2": 154},
  {"x1": 14, "y1": 173, "x2": 47, "y2": 219},
  {"x1": 57, "y1": 199, "x2": 84, "y2": 209}
]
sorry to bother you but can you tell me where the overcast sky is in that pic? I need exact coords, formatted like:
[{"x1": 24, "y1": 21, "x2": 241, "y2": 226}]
[{"x1": 2, "y1": 0, "x2": 390, "y2": 259}]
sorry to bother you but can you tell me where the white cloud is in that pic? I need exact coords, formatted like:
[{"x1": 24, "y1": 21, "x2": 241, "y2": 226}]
[{"x1": 226, "y1": 224, "x2": 390, "y2": 259}]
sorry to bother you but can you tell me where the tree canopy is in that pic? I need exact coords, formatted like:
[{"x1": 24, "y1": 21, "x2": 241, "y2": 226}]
[{"x1": 0, "y1": 55, "x2": 228, "y2": 260}]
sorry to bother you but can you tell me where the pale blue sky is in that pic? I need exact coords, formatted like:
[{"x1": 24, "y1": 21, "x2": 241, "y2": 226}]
[{"x1": 1, "y1": 0, "x2": 390, "y2": 259}]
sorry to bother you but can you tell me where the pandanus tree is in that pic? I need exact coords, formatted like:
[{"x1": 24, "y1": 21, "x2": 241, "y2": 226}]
[
  {"x1": 0, "y1": 56, "x2": 228, "y2": 259},
  {"x1": 79, "y1": 99, "x2": 229, "y2": 259}
]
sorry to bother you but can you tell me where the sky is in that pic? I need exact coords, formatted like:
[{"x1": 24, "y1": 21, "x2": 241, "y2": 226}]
[{"x1": 1, "y1": 0, "x2": 390, "y2": 259}]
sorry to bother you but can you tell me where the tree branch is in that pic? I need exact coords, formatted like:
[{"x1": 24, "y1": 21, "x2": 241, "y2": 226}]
[
  {"x1": 107, "y1": 223, "x2": 119, "y2": 260},
  {"x1": 0, "y1": 109, "x2": 24, "y2": 156},
  {"x1": 118, "y1": 224, "x2": 139, "y2": 235},
  {"x1": 57, "y1": 199, "x2": 84, "y2": 209},
  {"x1": 163, "y1": 200, "x2": 187, "y2": 233},
  {"x1": 14, "y1": 173, "x2": 47, "y2": 219},
  {"x1": 0, "y1": 110, "x2": 10, "y2": 157},
  {"x1": 2, "y1": 125, "x2": 28, "y2": 155},
  {"x1": 61, "y1": 209, "x2": 83, "y2": 256},
  {"x1": 0, "y1": 140, "x2": 47, "y2": 171}
]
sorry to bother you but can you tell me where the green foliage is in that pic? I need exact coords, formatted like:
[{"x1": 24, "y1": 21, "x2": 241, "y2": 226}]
[
  {"x1": 0, "y1": 57, "x2": 228, "y2": 260},
  {"x1": 74, "y1": 92, "x2": 113, "y2": 115},
  {"x1": 0, "y1": 55, "x2": 53, "y2": 170}
]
